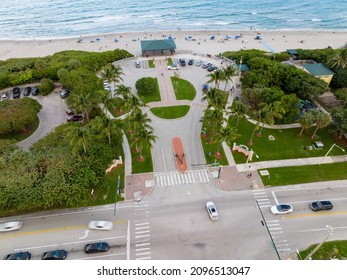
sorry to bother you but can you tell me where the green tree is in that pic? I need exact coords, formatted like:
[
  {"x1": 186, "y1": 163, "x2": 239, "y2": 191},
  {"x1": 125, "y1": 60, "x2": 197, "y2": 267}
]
[
  {"x1": 214, "y1": 125, "x2": 240, "y2": 155},
  {"x1": 222, "y1": 65, "x2": 236, "y2": 91},
  {"x1": 228, "y1": 100, "x2": 248, "y2": 127},
  {"x1": 330, "y1": 108, "x2": 347, "y2": 138},
  {"x1": 90, "y1": 116, "x2": 123, "y2": 146},
  {"x1": 39, "y1": 78, "x2": 55, "y2": 96},
  {"x1": 298, "y1": 111, "x2": 315, "y2": 136},
  {"x1": 207, "y1": 69, "x2": 224, "y2": 89},
  {"x1": 258, "y1": 101, "x2": 285, "y2": 135},
  {"x1": 65, "y1": 123, "x2": 91, "y2": 154},
  {"x1": 328, "y1": 49, "x2": 347, "y2": 69},
  {"x1": 132, "y1": 127, "x2": 157, "y2": 160},
  {"x1": 311, "y1": 111, "x2": 332, "y2": 139}
]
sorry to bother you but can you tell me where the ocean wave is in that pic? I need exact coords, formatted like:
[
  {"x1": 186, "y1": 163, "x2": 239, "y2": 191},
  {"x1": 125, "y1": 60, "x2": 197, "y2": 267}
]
[
  {"x1": 286, "y1": 19, "x2": 304, "y2": 22},
  {"x1": 311, "y1": 18, "x2": 322, "y2": 22}
]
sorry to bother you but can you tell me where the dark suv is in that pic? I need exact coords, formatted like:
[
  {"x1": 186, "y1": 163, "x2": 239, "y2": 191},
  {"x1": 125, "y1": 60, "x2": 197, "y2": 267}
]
[
  {"x1": 31, "y1": 86, "x2": 40, "y2": 96},
  {"x1": 12, "y1": 87, "x2": 21, "y2": 99},
  {"x1": 179, "y1": 58, "x2": 186, "y2": 67}
]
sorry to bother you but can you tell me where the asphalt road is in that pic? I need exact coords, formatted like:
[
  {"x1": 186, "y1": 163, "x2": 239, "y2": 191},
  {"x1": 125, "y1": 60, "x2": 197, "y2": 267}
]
[{"x1": 2, "y1": 181, "x2": 347, "y2": 260}]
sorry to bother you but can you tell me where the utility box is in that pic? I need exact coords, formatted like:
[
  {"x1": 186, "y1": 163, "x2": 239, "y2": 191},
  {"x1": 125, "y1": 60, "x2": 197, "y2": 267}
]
[{"x1": 313, "y1": 141, "x2": 324, "y2": 150}]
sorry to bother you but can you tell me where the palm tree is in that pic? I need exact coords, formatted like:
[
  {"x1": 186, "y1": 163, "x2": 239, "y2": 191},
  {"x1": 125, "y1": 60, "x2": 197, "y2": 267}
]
[
  {"x1": 132, "y1": 127, "x2": 157, "y2": 160},
  {"x1": 228, "y1": 100, "x2": 248, "y2": 127},
  {"x1": 204, "y1": 107, "x2": 225, "y2": 140},
  {"x1": 206, "y1": 69, "x2": 224, "y2": 89},
  {"x1": 214, "y1": 125, "x2": 240, "y2": 156},
  {"x1": 91, "y1": 116, "x2": 123, "y2": 146},
  {"x1": 248, "y1": 109, "x2": 262, "y2": 146},
  {"x1": 311, "y1": 111, "x2": 332, "y2": 139},
  {"x1": 128, "y1": 111, "x2": 153, "y2": 135},
  {"x1": 222, "y1": 65, "x2": 236, "y2": 91},
  {"x1": 65, "y1": 123, "x2": 90, "y2": 154},
  {"x1": 257, "y1": 101, "x2": 285, "y2": 135},
  {"x1": 100, "y1": 64, "x2": 124, "y2": 96},
  {"x1": 298, "y1": 111, "x2": 315, "y2": 135},
  {"x1": 201, "y1": 88, "x2": 225, "y2": 110},
  {"x1": 328, "y1": 49, "x2": 347, "y2": 69},
  {"x1": 124, "y1": 94, "x2": 146, "y2": 114},
  {"x1": 67, "y1": 91, "x2": 95, "y2": 123}
]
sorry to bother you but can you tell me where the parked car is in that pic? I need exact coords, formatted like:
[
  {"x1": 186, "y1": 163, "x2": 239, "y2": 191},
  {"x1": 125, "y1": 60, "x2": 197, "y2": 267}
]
[
  {"x1": 206, "y1": 201, "x2": 219, "y2": 220},
  {"x1": 0, "y1": 221, "x2": 23, "y2": 232},
  {"x1": 88, "y1": 220, "x2": 113, "y2": 231},
  {"x1": 22, "y1": 87, "x2": 31, "y2": 96},
  {"x1": 195, "y1": 60, "x2": 202, "y2": 66},
  {"x1": 31, "y1": 86, "x2": 39, "y2": 96},
  {"x1": 1, "y1": 92, "x2": 9, "y2": 101},
  {"x1": 84, "y1": 242, "x2": 110, "y2": 254},
  {"x1": 179, "y1": 58, "x2": 186, "y2": 66},
  {"x1": 60, "y1": 89, "x2": 70, "y2": 98},
  {"x1": 41, "y1": 249, "x2": 67, "y2": 260},
  {"x1": 207, "y1": 65, "x2": 218, "y2": 72},
  {"x1": 202, "y1": 62, "x2": 212, "y2": 69},
  {"x1": 12, "y1": 87, "x2": 21, "y2": 99},
  {"x1": 310, "y1": 201, "x2": 333, "y2": 211},
  {"x1": 167, "y1": 64, "x2": 180, "y2": 70},
  {"x1": 4, "y1": 251, "x2": 31, "y2": 260},
  {"x1": 202, "y1": 84, "x2": 209, "y2": 92},
  {"x1": 188, "y1": 59, "x2": 194, "y2": 65},
  {"x1": 135, "y1": 61, "x2": 141, "y2": 68},
  {"x1": 270, "y1": 203, "x2": 293, "y2": 215},
  {"x1": 67, "y1": 114, "x2": 83, "y2": 122}
]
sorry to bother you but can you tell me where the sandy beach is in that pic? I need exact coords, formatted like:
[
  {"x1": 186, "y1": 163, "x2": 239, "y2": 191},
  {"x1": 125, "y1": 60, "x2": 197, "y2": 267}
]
[{"x1": 0, "y1": 30, "x2": 346, "y2": 60}]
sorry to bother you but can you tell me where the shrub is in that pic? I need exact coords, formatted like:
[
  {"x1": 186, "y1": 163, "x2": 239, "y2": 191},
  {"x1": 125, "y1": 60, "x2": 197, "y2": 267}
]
[{"x1": 39, "y1": 78, "x2": 55, "y2": 96}]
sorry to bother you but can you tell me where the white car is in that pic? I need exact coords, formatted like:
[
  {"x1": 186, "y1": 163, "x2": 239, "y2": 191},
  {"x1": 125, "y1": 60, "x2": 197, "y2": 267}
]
[
  {"x1": 167, "y1": 64, "x2": 180, "y2": 70},
  {"x1": 88, "y1": 220, "x2": 113, "y2": 231},
  {"x1": 270, "y1": 204, "x2": 293, "y2": 215},
  {"x1": 206, "y1": 201, "x2": 219, "y2": 220},
  {"x1": 195, "y1": 60, "x2": 202, "y2": 66},
  {"x1": 0, "y1": 221, "x2": 23, "y2": 232}
]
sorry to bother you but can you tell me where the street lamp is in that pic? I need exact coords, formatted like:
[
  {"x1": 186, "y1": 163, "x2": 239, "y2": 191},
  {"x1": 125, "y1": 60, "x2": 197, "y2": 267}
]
[
  {"x1": 319, "y1": 143, "x2": 345, "y2": 165},
  {"x1": 304, "y1": 225, "x2": 335, "y2": 260},
  {"x1": 244, "y1": 149, "x2": 259, "y2": 172}
]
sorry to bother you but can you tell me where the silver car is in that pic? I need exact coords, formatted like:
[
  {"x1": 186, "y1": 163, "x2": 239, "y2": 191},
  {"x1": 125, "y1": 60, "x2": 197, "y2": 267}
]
[
  {"x1": 88, "y1": 220, "x2": 113, "y2": 230},
  {"x1": 206, "y1": 201, "x2": 219, "y2": 220},
  {"x1": 0, "y1": 221, "x2": 23, "y2": 232}
]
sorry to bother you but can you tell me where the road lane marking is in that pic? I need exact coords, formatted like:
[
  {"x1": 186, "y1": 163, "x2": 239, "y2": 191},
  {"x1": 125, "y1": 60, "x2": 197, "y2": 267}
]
[
  {"x1": 0, "y1": 220, "x2": 127, "y2": 240},
  {"x1": 15, "y1": 235, "x2": 127, "y2": 251},
  {"x1": 286, "y1": 210, "x2": 347, "y2": 219},
  {"x1": 136, "y1": 242, "x2": 150, "y2": 247}
]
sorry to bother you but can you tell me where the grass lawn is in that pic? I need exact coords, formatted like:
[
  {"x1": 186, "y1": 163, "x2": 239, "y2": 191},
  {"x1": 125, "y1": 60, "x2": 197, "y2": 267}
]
[
  {"x1": 138, "y1": 78, "x2": 161, "y2": 104},
  {"x1": 0, "y1": 116, "x2": 39, "y2": 142},
  {"x1": 201, "y1": 133, "x2": 229, "y2": 166},
  {"x1": 299, "y1": 240, "x2": 347, "y2": 260},
  {"x1": 228, "y1": 116, "x2": 345, "y2": 164},
  {"x1": 150, "y1": 105, "x2": 190, "y2": 119},
  {"x1": 171, "y1": 77, "x2": 196, "y2": 100},
  {"x1": 259, "y1": 161, "x2": 347, "y2": 186},
  {"x1": 148, "y1": 59, "x2": 155, "y2": 68}
]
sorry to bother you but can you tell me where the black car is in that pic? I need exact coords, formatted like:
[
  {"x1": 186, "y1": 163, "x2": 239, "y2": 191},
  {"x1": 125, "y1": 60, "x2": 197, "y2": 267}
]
[
  {"x1": 179, "y1": 58, "x2": 186, "y2": 66},
  {"x1": 31, "y1": 86, "x2": 40, "y2": 96},
  {"x1": 188, "y1": 59, "x2": 194, "y2": 65},
  {"x1": 310, "y1": 201, "x2": 333, "y2": 211},
  {"x1": 41, "y1": 249, "x2": 68, "y2": 260},
  {"x1": 4, "y1": 251, "x2": 31, "y2": 260},
  {"x1": 22, "y1": 87, "x2": 31, "y2": 96},
  {"x1": 12, "y1": 87, "x2": 21, "y2": 99},
  {"x1": 67, "y1": 114, "x2": 83, "y2": 122},
  {"x1": 84, "y1": 242, "x2": 109, "y2": 254},
  {"x1": 207, "y1": 65, "x2": 218, "y2": 72}
]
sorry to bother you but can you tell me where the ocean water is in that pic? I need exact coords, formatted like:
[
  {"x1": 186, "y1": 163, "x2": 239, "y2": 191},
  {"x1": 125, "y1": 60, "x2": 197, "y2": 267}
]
[{"x1": 0, "y1": 0, "x2": 346, "y2": 39}]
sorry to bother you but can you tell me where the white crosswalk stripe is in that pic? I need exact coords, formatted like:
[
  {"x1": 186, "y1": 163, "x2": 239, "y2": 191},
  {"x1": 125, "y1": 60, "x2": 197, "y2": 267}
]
[{"x1": 155, "y1": 170, "x2": 210, "y2": 187}]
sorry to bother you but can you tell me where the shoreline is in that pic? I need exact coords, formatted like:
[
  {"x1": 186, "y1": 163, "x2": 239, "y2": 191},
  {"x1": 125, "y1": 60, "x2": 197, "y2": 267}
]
[{"x1": 0, "y1": 29, "x2": 346, "y2": 60}]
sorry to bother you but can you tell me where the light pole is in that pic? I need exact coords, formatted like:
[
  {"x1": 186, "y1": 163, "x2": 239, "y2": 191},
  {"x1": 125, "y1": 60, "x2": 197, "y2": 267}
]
[
  {"x1": 114, "y1": 174, "x2": 121, "y2": 216},
  {"x1": 244, "y1": 149, "x2": 259, "y2": 172},
  {"x1": 304, "y1": 225, "x2": 335, "y2": 260},
  {"x1": 319, "y1": 143, "x2": 345, "y2": 165}
]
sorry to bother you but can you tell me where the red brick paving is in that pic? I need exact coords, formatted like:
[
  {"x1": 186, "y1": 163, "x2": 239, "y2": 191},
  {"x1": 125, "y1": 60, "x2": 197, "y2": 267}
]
[{"x1": 172, "y1": 137, "x2": 188, "y2": 172}]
